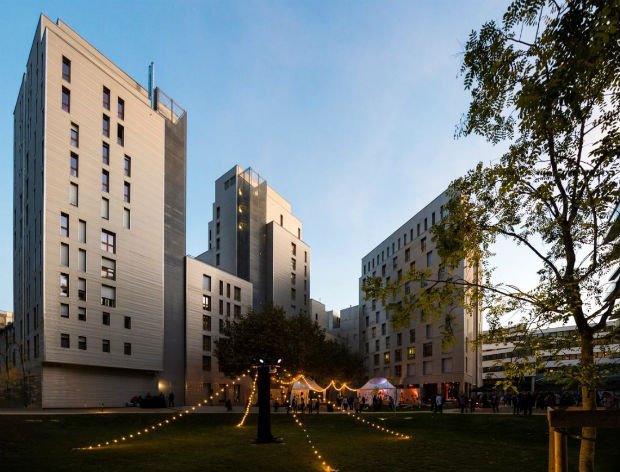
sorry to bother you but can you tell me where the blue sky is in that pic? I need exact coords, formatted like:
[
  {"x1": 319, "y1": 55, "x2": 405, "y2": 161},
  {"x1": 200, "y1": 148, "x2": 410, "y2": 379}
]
[{"x1": 0, "y1": 0, "x2": 539, "y2": 313}]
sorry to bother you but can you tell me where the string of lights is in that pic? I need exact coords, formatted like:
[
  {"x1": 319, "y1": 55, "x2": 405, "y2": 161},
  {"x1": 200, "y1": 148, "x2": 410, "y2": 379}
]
[
  {"x1": 78, "y1": 370, "x2": 253, "y2": 450},
  {"x1": 236, "y1": 372, "x2": 258, "y2": 427},
  {"x1": 325, "y1": 400, "x2": 411, "y2": 440},
  {"x1": 279, "y1": 372, "x2": 358, "y2": 393},
  {"x1": 290, "y1": 412, "x2": 336, "y2": 472}
]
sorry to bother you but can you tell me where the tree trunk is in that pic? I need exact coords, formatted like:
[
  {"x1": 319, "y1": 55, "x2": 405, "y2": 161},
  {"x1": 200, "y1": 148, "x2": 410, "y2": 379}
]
[{"x1": 579, "y1": 333, "x2": 597, "y2": 472}]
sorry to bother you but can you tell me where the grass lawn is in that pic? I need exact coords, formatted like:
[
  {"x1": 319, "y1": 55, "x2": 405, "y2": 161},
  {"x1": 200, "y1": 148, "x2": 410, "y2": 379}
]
[{"x1": 0, "y1": 412, "x2": 618, "y2": 471}]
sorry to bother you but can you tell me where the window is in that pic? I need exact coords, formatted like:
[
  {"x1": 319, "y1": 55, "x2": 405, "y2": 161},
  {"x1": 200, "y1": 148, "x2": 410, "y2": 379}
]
[
  {"x1": 60, "y1": 243, "x2": 69, "y2": 267},
  {"x1": 421, "y1": 237, "x2": 426, "y2": 252},
  {"x1": 423, "y1": 361, "x2": 432, "y2": 375},
  {"x1": 70, "y1": 182, "x2": 79, "y2": 206},
  {"x1": 102, "y1": 170, "x2": 110, "y2": 192},
  {"x1": 118, "y1": 97, "x2": 125, "y2": 120},
  {"x1": 78, "y1": 336, "x2": 87, "y2": 350},
  {"x1": 280, "y1": 214, "x2": 283, "y2": 226},
  {"x1": 381, "y1": 323, "x2": 386, "y2": 335},
  {"x1": 226, "y1": 303, "x2": 231, "y2": 317},
  {"x1": 423, "y1": 342, "x2": 433, "y2": 357},
  {"x1": 291, "y1": 287, "x2": 296, "y2": 301},
  {"x1": 417, "y1": 223, "x2": 420, "y2": 236},
  {"x1": 426, "y1": 324, "x2": 432, "y2": 338},
  {"x1": 78, "y1": 249, "x2": 86, "y2": 272},
  {"x1": 60, "y1": 273, "x2": 69, "y2": 297},
  {"x1": 102, "y1": 339, "x2": 110, "y2": 353},
  {"x1": 371, "y1": 326, "x2": 376, "y2": 338},
  {"x1": 219, "y1": 281, "x2": 224, "y2": 296},
  {"x1": 373, "y1": 354, "x2": 379, "y2": 366},
  {"x1": 202, "y1": 295, "x2": 211, "y2": 311},
  {"x1": 124, "y1": 316, "x2": 131, "y2": 329},
  {"x1": 291, "y1": 273, "x2": 296, "y2": 285},
  {"x1": 124, "y1": 343, "x2": 132, "y2": 355},
  {"x1": 61, "y1": 333, "x2": 70, "y2": 348},
  {"x1": 203, "y1": 275, "x2": 212, "y2": 291},
  {"x1": 442, "y1": 358, "x2": 453, "y2": 373},
  {"x1": 397, "y1": 333, "x2": 402, "y2": 346},
  {"x1": 101, "y1": 198, "x2": 110, "y2": 219},
  {"x1": 409, "y1": 328, "x2": 416, "y2": 343},
  {"x1": 384, "y1": 352, "x2": 391, "y2": 364},
  {"x1": 424, "y1": 217, "x2": 428, "y2": 231},
  {"x1": 124, "y1": 182, "x2": 131, "y2": 203},
  {"x1": 394, "y1": 365, "x2": 402, "y2": 377},
  {"x1": 291, "y1": 258, "x2": 296, "y2": 270},
  {"x1": 385, "y1": 336, "x2": 391, "y2": 348},
  {"x1": 78, "y1": 278, "x2": 86, "y2": 301},
  {"x1": 123, "y1": 208, "x2": 131, "y2": 229},
  {"x1": 60, "y1": 303, "x2": 69, "y2": 318},
  {"x1": 61, "y1": 86, "x2": 70, "y2": 112},
  {"x1": 203, "y1": 315, "x2": 212, "y2": 331},
  {"x1": 407, "y1": 346, "x2": 416, "y2": 360},
  {"x1": 103, "y1": 87, "x2": 110, "y2": 110},
  {"x1": 117, "y1": 124, "x2": 124, "y2": 146},
  {"x1": 426, "y1": 251, "x2": 433, "y2": 267},
  {"x1": 102, "y1": 142, "x2": 110, "y2": 165},
  {"x1": 124, "y1": 155, "x2": 131, "y2": 176},
  {"x1": 304, "y1": 251, "x2": 308, "y2": 263},
  {"x1": 61, "y1": 213, "x2": 69, "y2": 237},
  {"x1": 202, "y1": 355, "x2": 212, "y2": 371},
  {"x1": 101, "y1": 230, "x2": 116, "y2": 254},
  {"x1": 71, "y1": 123, "x2": 79, "y2": 147},
  {"x1": 291, "y1": 242, "x2": 297, "y2": 256},
  {"x1": 70, "y1": 152, "x2": 79, "y2": 177},
  {"x1": 234, "y1": 286, "x2": 241, "y2": 301},
  {"x1": 203, "y1": 335, "x2": 212, "y2": 352},
  {"x1": 405, "y1": 248, "x2": 410, "y2": 262},
  {"x1": 101, "y1": 285, "x2": 116, "y2": 307},
  {"x1": 216, "y1": 206, "x2": 220, "y2": 219},
  {"x1": 78, "y1": 220, "x2": 86, "y2": 243},
  {"x1": 102, "y1": 114, "x2": 110, "y2": 137},
  {"x1": 219, "y1": 319, "x2": 224, "y2": 332},
  {"x1": 226, "y1": 283, "x2": 231, "y2": 298},
  {"x1": 101, "y1": 257, "x2": 116, "y2": 280},
  {"x1": 62, "y1": 56, "x2": 71, "y2": 82},
  {"x1": 102, "y1": 312, "x2": 110, "y2": 325},
  {"x1": 432, "y1": 212, "x2": 436, "y2": 226},
  {"x1": 78, "y1": 307, "x2": 87, "y2": 321},
  {"x1": 234, "y1": 305, "x2": 241, "y2": 318},
  {"x1": 219, "y1": 299, "x2": 224, "y2": 315},
  {"x1": 395, "y1": 349, "x2": 402, "y2": 362}
]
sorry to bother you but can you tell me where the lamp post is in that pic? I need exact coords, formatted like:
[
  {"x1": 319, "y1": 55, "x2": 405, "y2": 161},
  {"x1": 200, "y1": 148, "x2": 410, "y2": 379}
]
[{"x1": 255, "y1": 358, "x2": 282, "y2": 444}]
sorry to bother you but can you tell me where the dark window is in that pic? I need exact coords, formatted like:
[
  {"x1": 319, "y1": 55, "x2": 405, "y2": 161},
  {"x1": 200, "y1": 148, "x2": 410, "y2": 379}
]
[
  {"x1": 61, "y1": 333, "x2": 70, "y2": 348},
  {"x1": 234, "y1": 304, "x2": 241, "y2": 317},
  {"x1": 202, "y1": 355, "x2": 212, "y2": 371},
  {"x1": 102, "y1": 114, "x2": 110, "y2": 137},
  {"x1": 409, "y1": 329, "x2": 416, "y2": 343},
  {"x1": 102, "y1": 170, "x2": 110, "y2": 192},
  {"x1": 60, "y1": 212, "x2": 69, "y2": 237},
  {"x1": 203, "y1": 315, "x2": 212, "y2": 331},
  {"x1": 124, "y1": 342, "x2": 132, "y2": 355},
  {"x1": 117, "y1": 124, "x2": 124, "y2": 146},
  {"x1": 71, "y1": 123, "x2": 79, "y2": 147},
  {"x1": 102, "y1": 312, "x2": 110, "y2": 325},
  {"x1": 78, "y1": 307, "x2": 87, "y2": 321},
  {"x1": 70, "y1": 152, "x2": 79, "y2": 177},
  {"x1": 101, "y1": 230, "x2": 116, "y2": 254},
  {"x1": 78, "y1": 336, "x2": 87, "y2": 350},
  {"x1": 102, "y1": 142, "x2": 110, "y2": 165},
  {"x1": 203, "y1": 335, "x2": 212, "y2": 352},
  {"x1": 123, "y1": 182, "x2": 130, "y2": 203},
  {"x1": 62, "y1": 56, "x2": 71, "y2": 82},
  {"x1": 117, "y1": 97, "x2": 125, "y2": 120},
  {"x1": 423, "y1": 342, "x2": 433, "y2": 357},
  {"x1": 60, "y1": 303, "x2": 69, "y2": 318},
  {"x1": 103, "y1": 87, "x2": 110, "y2": 110},
  {"x1": 102, "y1": 339, "x2": 110, "y2": 353},
  {"x1": 124, "y1": 156, "x2": 131, "y2": 177},
  {"x1": 234, "y1": 286, "x2": 241, "y2": 301},
  {"x1": 62, "y1": 86, "x2": 70, "y2": 112},
  {"x1": 124, "y1": 316, "x2": 132, "y2": 329},
  {"x1": 78, "y1": 278, "x2": 86, "y2": 301}
]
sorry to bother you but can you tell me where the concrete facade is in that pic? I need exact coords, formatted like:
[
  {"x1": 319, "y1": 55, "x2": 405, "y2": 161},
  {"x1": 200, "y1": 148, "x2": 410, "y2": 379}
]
[
  {"x1": 328, "y1": 305, "x2": 361, "y2": 354},
  {"x1": 0, "y1": 311, "x2": 13, "y2": 329},
  {"x1": 12, "y1": 16, "x2": 186, "y2": 407},
  {"x1": 203, "y1": 166, "x2": 310, "y2": 316}
]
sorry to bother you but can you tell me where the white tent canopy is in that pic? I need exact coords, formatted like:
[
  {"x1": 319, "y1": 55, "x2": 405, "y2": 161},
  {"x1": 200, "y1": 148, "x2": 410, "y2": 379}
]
[
  {"x1": 359, "y1": 377, "x2": 395, "y2": 390},
  {"x1": 289, "y1": 376, "x2": 323, "y2": 402},
  {"x1": 358, "y1": 377, "x2": 397, "y2": 404}
]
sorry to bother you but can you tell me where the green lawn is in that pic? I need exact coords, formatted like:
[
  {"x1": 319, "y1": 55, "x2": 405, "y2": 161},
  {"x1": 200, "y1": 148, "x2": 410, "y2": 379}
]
[{"x1": 0, "y1": 412, "x2": 618, "y2": 471}]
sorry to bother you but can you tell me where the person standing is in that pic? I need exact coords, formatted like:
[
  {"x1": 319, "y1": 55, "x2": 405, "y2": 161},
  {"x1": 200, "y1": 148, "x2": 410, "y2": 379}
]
[
  {"x1": 315, "y1": 398, "x2": 320, "y2": 414},
  {"x1": 168, "y1": 391, "x2": 175, "y2": 407},
  {"x1": 342, "y1": 397, "x2": 348, "y2": 412},
  {"x1": 435, "y1": 394, "x2": 443, "y2": 414}
]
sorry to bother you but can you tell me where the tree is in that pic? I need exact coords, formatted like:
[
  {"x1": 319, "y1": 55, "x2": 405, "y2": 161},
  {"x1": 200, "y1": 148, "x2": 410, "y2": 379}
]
[{"x1": 365, "y1": 1, "x2": 620, "y2": 470}]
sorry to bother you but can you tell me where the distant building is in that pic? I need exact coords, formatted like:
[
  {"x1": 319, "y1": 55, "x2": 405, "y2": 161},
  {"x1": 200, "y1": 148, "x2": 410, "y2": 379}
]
[
  {"x1": 328, "y1": 306, "x2": 361, "y2": 354},
  {"x1": 201, "y1": 166, "x2": 310, "y2": 316},
  {"x1": 0, "y1": 311, "x2": 13, "y2": 329},
  {"x1": 309, "y1": 299, "x2": 328, "y2": 331}
]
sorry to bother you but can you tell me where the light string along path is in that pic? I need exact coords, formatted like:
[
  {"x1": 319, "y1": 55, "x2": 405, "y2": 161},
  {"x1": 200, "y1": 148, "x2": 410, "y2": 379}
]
[
  {"x1": 290, "y1": 411, "x2": 337, "y2": 472},
  {"x1": 77, "y1": 369, "x2": 253, "y2": 450},
  {"x1": 236, "y1": 371, "x2": 258, "y2": 427},
  {"x1": 279, "y1": 370, "x2": 411, "y2": 440}
]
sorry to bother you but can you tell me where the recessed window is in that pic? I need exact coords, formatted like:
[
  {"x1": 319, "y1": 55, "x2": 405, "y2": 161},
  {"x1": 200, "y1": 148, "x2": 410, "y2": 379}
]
[
  {"x1": 62, "y1": 56, "x2": 71, "y2": 82},
  {"x1": 101, "y1": 197, "x2": 109, "y2": 220},
  {"x1": 426, "y1": 251, "x2": 433, "y2": 267},
  {"x1": 103, "y1": 87, "x2": 110, "y2": 110},
  {"x1": 203, "y1": 275, "x2": 212, "y2": 291},
  {"x1": 117, "y1": 124, "x2": 124, "y2": 146},
  {"x1": 102, "y1": 142, "x2": 110, "y2": 165},
  {"x1": 78, "y1": 336, "x2": 87, "y2": 350},
  {"x1": 70, "y1": 183, "x2": 79, "y2": 206},
  {"x1": 62, "y1": 86, "x2": 70, "y2": 112},
  {"x1": 123, "y1": 208, "x2": 131, "y2": 229},
  {"x1": 291, "y1": 258, "x2": 296, "y2": 270},
  {"x1": 101, "y1": 257, "x2": 116, "y2": 280},
  {"x1": 78, "y1": 277, "x2": 86, "y2": 301},
  {"x1": 409, "y1": 329, "x2": 416, "y2": 343},
  {"x1": 60, "y1": 273, "x2": 69, "y2": 297},
  {"x1": 202, "y1": 355, "x2": 211, "y2": 371},
  {"x1": 426, "y1": 324, "x2": 432, "y2": 338},
  {"x1": 117, "y1": 97, "x2": 125, "y2": 120},
  {"x1": 60, "y1": 303, "x2": 69, "y2": 318},
  {"x1": 78, "y1": 249, "x2": 86, "y2": 272},
  {"x1": 234, "y1": 286, "x2": 241, "y2": 301},
  {"x1": 78, "y1": 220, "x2": 86, "y2": 243},
  {"x1": 101, "y1": 284, "x2": 116, "y2": 308},
  {"x1": 124, "y1": 155, "x2": 131, "y2": 177},
  {"x1": 61, "y1": 333, "x2": 70, "y2": 348},
  {"x1": 60, "y1": 212, "x2": 69, "y2": 237},
  {"x1": 384, "y1": 352, "x2": 391, "y2": 364},
  {"x1": 124, "y1": 316, "x2": 131, "y2": 329},
  {"x1": 123, "y1": 182, "x2": 131, "y2": 203},
  {"x1": 102, "y1": 169, "x2": 110, "y2": 193},
  {"x1": 102, "y1": 115, "x2": 110, "y2": 137},
  {"x1": 202, "y1": 295, "x2": 211, "y2": 311},
  {"x1": 291, "y1": 242, "x2": 297, "y2": 256},
  {"x1": 408, "y1": 346, "x2": 416, "y2": 360},
  {"x1": 421, "y1": 237, "x2": 426, "y2": 252},
  {"x1": 78, "y1": 307, "x2": 87, "y2": 321},
  {"x1": 70, "y1": 123, "x2": 79, "y2": 147},
  {"x1": 423, "y1": 342, "x2": 433, "y2": 357},
  {"x1": 203, "y1": 335, "x2": 212, "y2": 352},
  {"x1": 101, "y1": 229, "x2": 116, "y2": 254},
  {"x1": 203, "y1": 315, "x2": 212, "y2": 331},
  {"x1": 102, "y1": 339, "x2": 110, "y2": 353},
  {"x1": 60, "y1": 243, "x2": 69, "y2": 267},
  {"x1": 70, "y1": 152, "x2": 79, "y2": 177},
  {"x1": 124, "y1": 342, "x2": 132, "y2": 356},
  {"x1": 102, "y1": 312, "x2": 110, "y2": 325},
  {"x1": 234, "y1": 304, "x2": 241, "y2": 318}
]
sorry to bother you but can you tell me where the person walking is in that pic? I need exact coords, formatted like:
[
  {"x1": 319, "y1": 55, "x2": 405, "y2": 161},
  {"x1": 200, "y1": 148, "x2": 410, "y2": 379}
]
[
  {"x1": 435, "y1": 394, "x2": 443, "y2": 414},
  {"x1": 459, "y1": 394, "x2": 467, "y2": 413},
  {"x1": 342, "y1": 397, "x2": 348, "y2": 412}
]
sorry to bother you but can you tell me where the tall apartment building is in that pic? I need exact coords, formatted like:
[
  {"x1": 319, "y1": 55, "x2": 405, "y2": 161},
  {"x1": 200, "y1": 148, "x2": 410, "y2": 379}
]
[
  {"x1": 358, "y1": 193, "x2": 482, "y2": 401},
  {"x1": 13, "y1": 16, "x2": 186, "y2": 407},
  {"x1": 185, "y1": 256, "x2": 253, "y2": 405},
  {"x1": 202, "y1": 166, "x2": 310, "y2": 316}
]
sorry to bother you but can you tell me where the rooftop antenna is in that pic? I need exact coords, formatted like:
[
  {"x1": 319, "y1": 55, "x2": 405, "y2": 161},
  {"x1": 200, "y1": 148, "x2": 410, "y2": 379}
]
[{"x1": 148, "y1": 62, "x2": 156, "y2": 110}]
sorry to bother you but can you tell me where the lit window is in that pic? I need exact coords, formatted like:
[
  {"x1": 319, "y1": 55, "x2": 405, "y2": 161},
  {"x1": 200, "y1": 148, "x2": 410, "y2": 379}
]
[
  {"x1": 62, "y1": 56, "x2": 71, "y2": 82},
  {"x1": 103, "y1": 87, "x2": 111, "y2": 110},
  {"x1": 62, "y1": 86, "x2": 70, "y2": 112},
  {"x1": 407, "y1": 346, "x2": 416, "y2": 360},
  {"x1": 203, "y1": 295, "x2": 211, "y2": 311}
]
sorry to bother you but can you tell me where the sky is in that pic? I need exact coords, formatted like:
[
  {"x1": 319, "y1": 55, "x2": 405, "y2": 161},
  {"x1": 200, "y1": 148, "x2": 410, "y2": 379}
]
[{"x1": 0, "y1": 0, "x2": 541, "y2": 314}]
